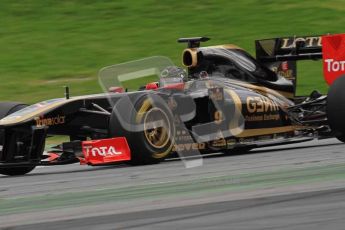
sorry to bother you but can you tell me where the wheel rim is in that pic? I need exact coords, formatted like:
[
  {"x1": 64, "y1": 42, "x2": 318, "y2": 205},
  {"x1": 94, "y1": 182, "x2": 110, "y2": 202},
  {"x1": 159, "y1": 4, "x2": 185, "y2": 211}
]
[{"x1": 144, "y1": 107, "x2": 171, "y2": 149}]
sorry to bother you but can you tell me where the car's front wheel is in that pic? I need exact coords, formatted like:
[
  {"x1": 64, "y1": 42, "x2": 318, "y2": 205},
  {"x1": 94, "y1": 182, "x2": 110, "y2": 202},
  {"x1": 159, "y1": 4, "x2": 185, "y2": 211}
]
[
  {"x1": 109, "y1": 95, "x2": 175, "y2": 165},
  {"x1": 0, "y1": 166, "x2": 36, "y2": 176},
  {"x1": 0, "y1": 102, "x2": 36, "y2": 176}
]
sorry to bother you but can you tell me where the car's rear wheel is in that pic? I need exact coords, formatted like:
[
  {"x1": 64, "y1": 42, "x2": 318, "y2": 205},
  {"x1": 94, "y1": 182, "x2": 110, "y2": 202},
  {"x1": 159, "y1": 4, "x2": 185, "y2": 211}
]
[
  {"x1": 0, "y1": 102, "x2": 35, "y2": 176},
  {"x1": 109, "y1": 95, "x2": 175, "y2": 165},
  {"x1": 327, "y1": 76, "x2": 345, "y2": 143},
  {"x1": 336, "y1": 135, "x2": 345, "y2": 143}
]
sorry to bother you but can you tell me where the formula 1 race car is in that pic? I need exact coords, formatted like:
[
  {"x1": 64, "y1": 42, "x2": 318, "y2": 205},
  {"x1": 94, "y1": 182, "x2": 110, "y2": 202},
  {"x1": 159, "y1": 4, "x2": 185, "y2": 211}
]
[{"x1": 1, "y1": 34, "x2": 345, "y2": 176}]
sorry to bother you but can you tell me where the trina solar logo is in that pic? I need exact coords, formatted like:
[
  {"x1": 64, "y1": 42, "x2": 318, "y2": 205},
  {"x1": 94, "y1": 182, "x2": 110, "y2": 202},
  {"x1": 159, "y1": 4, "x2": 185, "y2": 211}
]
[
  {"x1": 322, "y1": 34, "x2": 345, "y2": 85},
  {"x1": 35, "y1": 115, "x2": 65, "y2": 127}
]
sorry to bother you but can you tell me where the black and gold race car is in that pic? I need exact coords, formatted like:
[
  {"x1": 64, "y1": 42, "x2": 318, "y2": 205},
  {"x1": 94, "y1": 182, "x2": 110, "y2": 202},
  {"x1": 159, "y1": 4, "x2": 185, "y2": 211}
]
[{"x1": 0, "y1": 35, "x2": 344, "y2": 176}]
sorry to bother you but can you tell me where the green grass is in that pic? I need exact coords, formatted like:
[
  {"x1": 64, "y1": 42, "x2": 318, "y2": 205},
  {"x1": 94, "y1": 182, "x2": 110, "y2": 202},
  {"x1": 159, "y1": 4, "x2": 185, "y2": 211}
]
[{"x1": 1, "y1": 0, "x2": 344, "y2": 103}]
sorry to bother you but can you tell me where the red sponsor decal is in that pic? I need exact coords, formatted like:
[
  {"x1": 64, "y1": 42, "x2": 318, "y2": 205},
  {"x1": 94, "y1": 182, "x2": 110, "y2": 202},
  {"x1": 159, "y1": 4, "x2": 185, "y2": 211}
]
[
  {"x1": 47, "y1": 152, "x2": 60, "y2": 162},
  {"x1": 82, "y1": 137, "x2": 131, "y2": 165},
  {"x1": 145, "y1": 82, "x2": 159, "y2": 90},
  {"x1": 322, "y1": 34, "x2": 345, "y2": 85}
]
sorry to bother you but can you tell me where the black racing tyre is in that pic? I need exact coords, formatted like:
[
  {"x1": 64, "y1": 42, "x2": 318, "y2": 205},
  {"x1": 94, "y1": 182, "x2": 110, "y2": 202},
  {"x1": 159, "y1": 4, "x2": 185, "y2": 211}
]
[
  {"x1": 109, "y1": 94, "x2": 175, "y2": 165},
  {"x1": 0, "y1": 102, "x2": 35, "y2": 176},
  {"x1": 327, "y1": 76, "x2": 345, "y2": 143},
  {"x1": 336, "y1": 135, "x2": 345, "y2": 143},
  {"x1": 223, "y1": 146, "x2": 252, "y2": 155},
  {"x1": 0, "y1": 166, "x2": 36, "y2": 176},
  {"x1": 0, "y1": 102, "x2": 28, "y2": 145}
]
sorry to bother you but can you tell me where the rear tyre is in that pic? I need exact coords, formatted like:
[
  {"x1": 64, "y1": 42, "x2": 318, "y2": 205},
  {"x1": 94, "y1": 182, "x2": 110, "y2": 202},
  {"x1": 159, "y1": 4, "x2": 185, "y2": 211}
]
[
  {"x1": 327, "y1": 76, "x2": 345, "y2": 143},
  {"x1": 335, "y1": 135, "x2": 345, "y2": 143},
  {"x1": 109, "y1": 95, "x2": 175, "y2": 165},
  {"x1": 0, "y1": 102, "x2": 35, "y2": 176}
]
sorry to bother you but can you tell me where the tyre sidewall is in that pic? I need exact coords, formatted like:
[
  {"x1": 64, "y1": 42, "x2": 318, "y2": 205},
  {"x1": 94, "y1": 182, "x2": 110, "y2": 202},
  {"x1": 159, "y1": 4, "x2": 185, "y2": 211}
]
[
  {"x1": 109, "y1": 94, "x2": 175, "y2": 164},
  {"x1": 0, "y1": 102, "x2": 35, "y2": 176}
]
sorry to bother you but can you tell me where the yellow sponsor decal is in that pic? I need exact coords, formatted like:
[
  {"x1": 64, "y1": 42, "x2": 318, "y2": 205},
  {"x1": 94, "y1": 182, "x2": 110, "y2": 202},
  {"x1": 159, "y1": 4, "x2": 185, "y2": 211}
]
[
  {"x1": 35, "y1": 115, "x2": 65, "y2": 127},
  {"x1": 211, "y1": 138, "x2": 226, "y2": 147},
  {"x1": 173, "y1": 143, "x2": 206, "y2": 151},
  {"x1": 246, "y1": 96, "x2": 279, "y2": 113},
  {"x1": 245, "y1": 114, "x2": 280, "y2": 122}
]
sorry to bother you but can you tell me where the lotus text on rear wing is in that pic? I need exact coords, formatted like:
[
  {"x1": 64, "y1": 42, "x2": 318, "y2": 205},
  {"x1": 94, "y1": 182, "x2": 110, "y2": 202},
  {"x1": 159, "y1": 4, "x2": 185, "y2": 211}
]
[{"x1": 280, "y1": 36, "x2": 322, "y2": 49}]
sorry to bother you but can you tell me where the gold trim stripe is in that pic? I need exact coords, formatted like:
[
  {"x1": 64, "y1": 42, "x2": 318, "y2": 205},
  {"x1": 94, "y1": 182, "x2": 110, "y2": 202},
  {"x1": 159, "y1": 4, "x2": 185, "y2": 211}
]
[
  {"x1": 0, "y1": 93, "x2": 109, "y2": 126},
  {"x1": 206, "y1": 44, "x2": 243, "y2": 50},
  {"x1": 233, "y1": 81, "x2": 294, "y2": 100},
  {"x1": 225, "y1": 89, "x2": 244, "y2": 136},
  {"x1": 235, "y1": 125, "x2": 298, "y2": 138}
]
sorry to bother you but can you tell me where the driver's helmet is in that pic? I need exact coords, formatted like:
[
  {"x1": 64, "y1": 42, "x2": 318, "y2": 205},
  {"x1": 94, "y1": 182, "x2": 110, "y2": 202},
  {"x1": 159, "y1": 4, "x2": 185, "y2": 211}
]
[{"x1": 159, "y1": 66, "x2": 187, "y2": 86}]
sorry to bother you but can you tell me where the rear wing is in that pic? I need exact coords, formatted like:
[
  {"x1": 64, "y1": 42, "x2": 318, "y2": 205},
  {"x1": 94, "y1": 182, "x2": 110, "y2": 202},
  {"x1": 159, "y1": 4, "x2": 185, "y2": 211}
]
[
  {"x1": 255, "y1": 35, "x2": 324, "y2": 97},
  {"x1": 255, "y1": 35, "x2": 323, "y2": 62}
]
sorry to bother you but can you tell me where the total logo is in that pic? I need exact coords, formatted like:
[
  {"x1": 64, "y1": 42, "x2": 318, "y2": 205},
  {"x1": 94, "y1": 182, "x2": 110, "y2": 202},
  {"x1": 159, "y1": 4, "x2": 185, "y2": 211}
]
[
  {"x1": 322, "y1": 34, "x2": 345, "y2": 85},
  {"x1": 83, "y1": 145, "x2": 123, "y2": 157},
  {"x1": 324, "y1": 59, "x2": 345, "y2": 72},
  {"x1": 81, "y1": 137, "x2": 131, "y2": 164}
]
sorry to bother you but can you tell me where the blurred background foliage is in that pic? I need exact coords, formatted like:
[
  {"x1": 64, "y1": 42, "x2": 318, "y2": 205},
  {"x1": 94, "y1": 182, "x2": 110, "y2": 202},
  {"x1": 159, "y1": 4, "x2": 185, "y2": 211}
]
[{"x1": 0, "y1": 0, "x2": 344, "y2": 103}]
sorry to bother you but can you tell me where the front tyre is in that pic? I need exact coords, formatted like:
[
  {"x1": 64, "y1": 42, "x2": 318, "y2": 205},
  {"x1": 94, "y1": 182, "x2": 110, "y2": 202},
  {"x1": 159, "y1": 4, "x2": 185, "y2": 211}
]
[
  {"x1": 0, "y1": 166, "x2": 36, "y2": 176},
  {"x1": 0, "y1": 102, "x2": 35, "y2": 176},
  {"x1": 109, "y1": 95, "x2": 175, "y2": 165}
]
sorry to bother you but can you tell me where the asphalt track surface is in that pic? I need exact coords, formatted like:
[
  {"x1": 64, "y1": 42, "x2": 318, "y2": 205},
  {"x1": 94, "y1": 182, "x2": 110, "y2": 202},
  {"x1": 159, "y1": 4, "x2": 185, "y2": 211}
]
[{"x1": 1, "y1": 138, "x2": 345, "y2": 229}]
